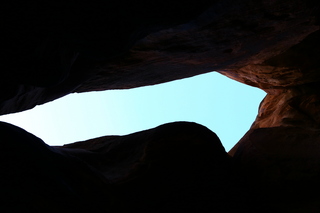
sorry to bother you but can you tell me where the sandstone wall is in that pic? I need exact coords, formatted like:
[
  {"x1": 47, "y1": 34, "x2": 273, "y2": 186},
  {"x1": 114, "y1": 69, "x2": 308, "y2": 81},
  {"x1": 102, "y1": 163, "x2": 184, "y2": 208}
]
[{"x1": 1, "y1": 0, "x2": 320, "y2": 212}]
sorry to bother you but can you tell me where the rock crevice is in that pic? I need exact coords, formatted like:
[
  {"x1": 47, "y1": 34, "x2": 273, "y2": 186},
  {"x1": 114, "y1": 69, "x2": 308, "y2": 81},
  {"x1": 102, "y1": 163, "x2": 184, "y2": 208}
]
[{"x1": 1, "y1": 0, "x2": 320, "y2": 212}]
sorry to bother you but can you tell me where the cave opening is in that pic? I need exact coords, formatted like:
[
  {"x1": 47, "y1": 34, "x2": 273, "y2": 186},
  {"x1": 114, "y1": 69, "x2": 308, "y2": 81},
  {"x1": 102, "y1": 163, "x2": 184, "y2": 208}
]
[{"x1": 0, "y1": 72, "x2": 265, "y2": 151}]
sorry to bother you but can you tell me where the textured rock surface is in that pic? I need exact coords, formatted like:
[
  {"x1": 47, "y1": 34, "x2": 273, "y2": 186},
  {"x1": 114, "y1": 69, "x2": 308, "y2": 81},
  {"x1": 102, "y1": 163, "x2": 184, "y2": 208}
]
[
  {"x1": 1, "y1": 0, "x2": 319, "y2": 115},
  {"x1": 230, "y1": 127, "x2": 320, "y2": 212},
  {"x1": 2, "y1": 0, "x2": 320, "y2": 212},
  {"x1": 61, "y1": 122, "x2": 242, "y2": 213}
]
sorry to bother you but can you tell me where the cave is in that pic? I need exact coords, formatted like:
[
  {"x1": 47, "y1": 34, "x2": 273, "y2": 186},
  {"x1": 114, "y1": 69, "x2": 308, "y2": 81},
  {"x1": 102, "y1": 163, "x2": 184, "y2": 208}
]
[{"x1": 1, "y1": 0, "x2": 320, "y2": 212}]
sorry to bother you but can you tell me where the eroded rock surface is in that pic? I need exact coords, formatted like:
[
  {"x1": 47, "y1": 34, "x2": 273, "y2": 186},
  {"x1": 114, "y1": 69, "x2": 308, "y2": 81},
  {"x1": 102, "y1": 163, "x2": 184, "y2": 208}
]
[
  {"x1": 1, "y1": 0, "x2": 319, "y2": 115},
  {"x1": 1, "y1": 0, "x2": 320, "y2": 212}
]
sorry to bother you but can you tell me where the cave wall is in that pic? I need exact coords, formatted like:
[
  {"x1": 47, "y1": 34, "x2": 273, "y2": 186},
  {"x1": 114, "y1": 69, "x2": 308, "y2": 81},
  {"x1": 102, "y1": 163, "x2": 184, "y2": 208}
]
[
  {"x1": 1, "y1": 0, "x2": 320, "y2": 212},
  {"x1": 1, "y1": 0, "x2": 319, "y2": 114}
]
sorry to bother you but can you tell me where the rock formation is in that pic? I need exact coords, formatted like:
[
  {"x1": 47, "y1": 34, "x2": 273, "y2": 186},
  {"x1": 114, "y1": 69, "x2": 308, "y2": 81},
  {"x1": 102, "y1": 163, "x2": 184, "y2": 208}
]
[{"x1": 1, "y1": 0, "x2": 320, "y2": 212}]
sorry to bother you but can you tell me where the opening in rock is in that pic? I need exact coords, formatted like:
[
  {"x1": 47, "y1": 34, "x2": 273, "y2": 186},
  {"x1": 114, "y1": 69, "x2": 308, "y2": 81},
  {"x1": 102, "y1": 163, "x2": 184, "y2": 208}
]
[{"x1": 0, "y1": 72, "x2": 265, "y2": 151}]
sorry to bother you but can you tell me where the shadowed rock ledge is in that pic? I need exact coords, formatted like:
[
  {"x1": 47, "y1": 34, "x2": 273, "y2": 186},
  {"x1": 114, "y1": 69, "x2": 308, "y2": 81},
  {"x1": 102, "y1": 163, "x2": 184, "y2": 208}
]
[
  {"x1": 1, "y1": 0, "x2": 320, "y2": 212},
  {"x1": 1, "y1": 121, "x2": 243, "y2": 212}
]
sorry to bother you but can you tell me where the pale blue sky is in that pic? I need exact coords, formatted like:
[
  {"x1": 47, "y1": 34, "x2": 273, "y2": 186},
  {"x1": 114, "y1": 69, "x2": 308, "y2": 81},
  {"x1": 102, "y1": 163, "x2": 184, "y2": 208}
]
[{"x1": 0, "y1": 72, "x2": 266, "y2": 151}]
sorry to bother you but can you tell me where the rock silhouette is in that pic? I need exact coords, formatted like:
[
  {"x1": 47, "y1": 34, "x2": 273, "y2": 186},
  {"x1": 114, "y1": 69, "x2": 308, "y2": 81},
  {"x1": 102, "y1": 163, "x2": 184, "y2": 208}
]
[{"x1": 1, "y1": 0, "x2": 320, "y2": 212}]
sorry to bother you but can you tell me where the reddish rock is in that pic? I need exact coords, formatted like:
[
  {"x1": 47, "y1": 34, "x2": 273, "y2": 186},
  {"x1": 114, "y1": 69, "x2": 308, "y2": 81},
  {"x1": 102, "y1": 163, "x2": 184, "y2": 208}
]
[
  {"x1": 230, "y1": 127, "x2": 320, "y2": 211},
  {"x1": 2, "y1": 0, "x2": 320, "y2": 212},
  {"x1": 1, "y1": 0, "x2": 319, "y2": 115}
]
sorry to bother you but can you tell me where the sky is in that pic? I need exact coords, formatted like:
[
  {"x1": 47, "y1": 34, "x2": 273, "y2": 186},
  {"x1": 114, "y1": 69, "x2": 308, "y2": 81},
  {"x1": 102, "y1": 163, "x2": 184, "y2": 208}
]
[{"x1": 0, "y1": 72, "x2": 266, "y2": 152}]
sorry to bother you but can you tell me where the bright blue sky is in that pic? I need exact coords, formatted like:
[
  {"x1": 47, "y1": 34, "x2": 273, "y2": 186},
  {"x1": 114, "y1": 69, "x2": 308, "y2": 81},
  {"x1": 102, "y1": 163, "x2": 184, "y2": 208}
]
[{"x1": 0, "y1": 72, "x2": 266, "y2": 151}]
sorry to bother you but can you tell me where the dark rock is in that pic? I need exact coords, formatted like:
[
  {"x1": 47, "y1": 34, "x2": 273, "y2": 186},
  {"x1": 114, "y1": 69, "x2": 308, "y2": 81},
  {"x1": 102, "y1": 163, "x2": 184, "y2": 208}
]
[
  {"x1": 0, "y1": 0, "x2": 213, "y2": 114},
  {"x1": 1, "y1": 121, "x2": 244, "y2": 212},
  {"x1": 62, "y1": 122, "x2": 243, "y2": 212},
  {"x1": 230, "y1": 127, "x2": 320, "y2": 212},
  {"x1": 1, "y1": 0, "x2": 319, "y2": 115},
  {"x1": 0, "y1": 122, "x2": 111, "y2": 212},
  {"x1": 2, "y1": 0, "x2": 320, "y2": 212}
]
